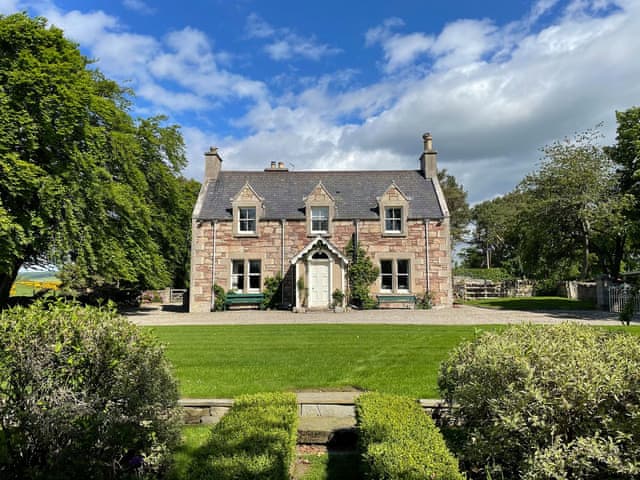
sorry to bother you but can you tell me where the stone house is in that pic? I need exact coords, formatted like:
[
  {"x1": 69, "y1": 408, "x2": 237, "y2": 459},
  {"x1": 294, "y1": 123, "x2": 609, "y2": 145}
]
[{"x1": 189, "y1": 133, "x2": 452, "y2": 312}]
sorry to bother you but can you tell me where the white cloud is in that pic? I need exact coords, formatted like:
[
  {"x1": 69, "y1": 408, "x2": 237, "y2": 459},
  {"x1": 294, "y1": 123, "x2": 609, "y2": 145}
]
[
  {"x1": 0, "y1": 0, "x2": 21, "y2": 14},
  {"x1": 246, "y1": 13, "x2": 341, "y2": 61},
  {"x1": 122, "y1": 0, "x2": 155, "y2": 15},
  {"x1": 218, "y1": 0, "x2": 640, "y2": 203},
  {"x1": 365, "y1": 18, "x2": 433, "y2": 72}
]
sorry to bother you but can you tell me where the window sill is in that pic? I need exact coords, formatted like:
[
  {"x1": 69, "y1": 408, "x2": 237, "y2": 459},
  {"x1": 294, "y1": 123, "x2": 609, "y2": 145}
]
[
  {"x1": 234, "y1": 232, "x2": 259, "y2": 238},
  {"x1": 382, "y1": 232, "x2": 406, "y2": 237}
]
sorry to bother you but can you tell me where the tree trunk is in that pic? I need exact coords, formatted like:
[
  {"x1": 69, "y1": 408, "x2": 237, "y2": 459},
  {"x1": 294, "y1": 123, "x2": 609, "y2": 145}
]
[
  {"x1": 582, "y1": 220, "x2": 590, "y2": 279},
  {"x1": 0, "y1": 259, "x2": 22, "y2": 307},
  {"x1": 611, "y1": 234, "x2": 626, "y2": 279}
]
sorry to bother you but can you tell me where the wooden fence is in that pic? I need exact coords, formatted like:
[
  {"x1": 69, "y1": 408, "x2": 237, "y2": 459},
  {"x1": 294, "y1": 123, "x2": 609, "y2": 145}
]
[{"x1": 454, "y1": 278, "x2": 533, "y2": 301}]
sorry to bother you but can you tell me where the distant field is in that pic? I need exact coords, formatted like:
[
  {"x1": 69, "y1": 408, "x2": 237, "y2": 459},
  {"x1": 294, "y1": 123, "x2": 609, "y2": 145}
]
[{"x1": 11, "y1": 271, "x2": 60, "y2": 297}]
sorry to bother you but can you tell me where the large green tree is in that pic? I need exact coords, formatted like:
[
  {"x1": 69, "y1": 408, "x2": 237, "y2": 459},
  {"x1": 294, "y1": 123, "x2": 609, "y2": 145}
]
[
  {"x1": 0, "y1": 13, "x2": 197, "y2": 304},
  {"x1": 438, "y1": 169, "x2": 471, "y2": 247}
]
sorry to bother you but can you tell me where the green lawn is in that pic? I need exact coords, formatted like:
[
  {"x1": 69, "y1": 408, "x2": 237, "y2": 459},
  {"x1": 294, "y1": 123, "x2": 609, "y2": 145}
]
[
  {"x1": 151, "y1": 325, "x2": 503, "y2": 399},
  {"x1": 465, "y1": 296, "x2": 596, "y2": 311},
  {"x1": 166, "y1": 425, "x2": 210, "y2": 480}
]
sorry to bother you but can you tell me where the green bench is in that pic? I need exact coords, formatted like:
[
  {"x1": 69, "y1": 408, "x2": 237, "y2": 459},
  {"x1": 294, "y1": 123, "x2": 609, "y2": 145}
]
[
  {"x1": 376, "y1": 294, "x2": 416, "y2": 308},
  {"x1": 224, "y1": 292, "x2": 265, "y2": 310}
]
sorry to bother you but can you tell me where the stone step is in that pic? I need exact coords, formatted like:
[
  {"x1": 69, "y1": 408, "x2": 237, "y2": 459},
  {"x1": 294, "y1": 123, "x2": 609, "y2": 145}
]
[{"x1": 297, "y1": 416, "x2": 357, "y2": 446}]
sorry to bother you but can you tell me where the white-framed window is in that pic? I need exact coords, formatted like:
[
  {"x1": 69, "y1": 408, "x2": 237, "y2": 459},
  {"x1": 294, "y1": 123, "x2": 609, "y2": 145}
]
[
  {"x1": 384, "y1": 207, "x2": 403, "y2": 233},
  {"x1": 380, "y1": 259, "x2": 411, "y2": 293},
  {"x1": 231, "y1": 259, "x2": 261, "y2": 292},
  {"x1": 231, "y1": 260, "x2": 244, "y2": 290},
  {"x1": 238, "y1": 207, "x2": 256, "y2": 233},
  {"x1": 311, "y1": 206, "x2": 329, "y2": 233},
  {"x1": 248, "y1": 260, "x2": 261, "y2": 291}
]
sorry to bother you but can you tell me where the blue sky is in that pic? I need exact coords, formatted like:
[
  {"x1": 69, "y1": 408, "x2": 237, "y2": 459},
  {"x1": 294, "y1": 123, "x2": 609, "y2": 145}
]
[{"x1": 1, "y1": 0, "x2": 639, "y2": 203}]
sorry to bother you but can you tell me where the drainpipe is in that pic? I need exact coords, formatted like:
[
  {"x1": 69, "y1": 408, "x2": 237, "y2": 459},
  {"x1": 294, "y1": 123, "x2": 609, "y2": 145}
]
[
  {"x1": 424, "y1": 219, "x2": 430, "y2": 293},
  {"x1": 281, "y1": 218, "x2": 286, "y2": 305},
  {"x1": 210, "y1": 220, "x2": 218, "y2": 311}
]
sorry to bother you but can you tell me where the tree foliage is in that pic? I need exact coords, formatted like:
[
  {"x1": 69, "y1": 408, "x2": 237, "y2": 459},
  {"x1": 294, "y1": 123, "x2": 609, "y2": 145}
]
[
  {"x1": 0, "y1": 13, "x2": 198, "y2": 305},
  {"x1": 0, "y1": 300, "x2": 181, "y2": 479},
  {"x1": 438, "y1": 169, "x2": 471, "y2": 247},
  {"x1": 463, "y1": 120, "x2": 638, "y2": 280},
  {"x1": 346, "y1": 239, "x2": 379, "y2": 309}
]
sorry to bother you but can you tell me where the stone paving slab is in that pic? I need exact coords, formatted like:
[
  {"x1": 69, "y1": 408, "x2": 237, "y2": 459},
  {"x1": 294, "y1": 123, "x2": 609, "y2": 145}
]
[{"x1": 297, "y1": 416, "x2": 357, "y2": 445}]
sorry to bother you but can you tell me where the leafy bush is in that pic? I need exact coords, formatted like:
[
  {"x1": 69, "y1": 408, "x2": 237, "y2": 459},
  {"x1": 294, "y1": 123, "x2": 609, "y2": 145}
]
[
  {"x1": 416, "y1": 291, "x2": 434, "y2": 309},
  {"x1": 0, "y1": 300, "x2": 181, "y2": 479},
  {"x1": 346, "y1": 240, "x2": 379, "y2": 309},
  {"x1": 212, "y1": 283, "x2": 226, "y2": 311},
  {"x1": 453, "y1": 267, "x2": 512, "y2": 283},
  {"x1": 438, "y1": 323, "x2": 640, "y2": 479},
  {"x1": 189, "y1": 392, "x2": 298, "y2": 479},
  {"x1": 356, "y1": 392, "x2": 463, "y2": 480},
  {"x1": 332, "y1": 288, "x2": 345, "y2": 308},
  {"x1": 262, "y1": 274, "x2": 283, "y2": 309}
]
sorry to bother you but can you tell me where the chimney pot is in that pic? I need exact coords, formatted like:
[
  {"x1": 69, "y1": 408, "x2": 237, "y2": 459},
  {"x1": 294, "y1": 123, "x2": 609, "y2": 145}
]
[
  {"x1": 278, "y1": 161, "x2": 285, "y2": 169},
  {"x1": 270, "y1": 161, "x2": 276, "y2": 169},
  {"x1": 423, "y1": 132, "x2": 433, "y2": 152},
  {"x1": 420, "y1": 133, "x2": 437, "y2": 178}
]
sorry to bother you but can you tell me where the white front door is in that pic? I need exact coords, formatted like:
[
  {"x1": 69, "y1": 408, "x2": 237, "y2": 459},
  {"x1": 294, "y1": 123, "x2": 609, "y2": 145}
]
[{"x1": 309, "y1": 261, "x2": 330, "y2": 308}]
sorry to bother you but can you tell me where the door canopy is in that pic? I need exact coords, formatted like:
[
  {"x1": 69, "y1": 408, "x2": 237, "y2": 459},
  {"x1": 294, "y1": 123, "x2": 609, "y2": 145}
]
[{"x1": 290, "y1": 236, "x2": 350, "y2": 265}]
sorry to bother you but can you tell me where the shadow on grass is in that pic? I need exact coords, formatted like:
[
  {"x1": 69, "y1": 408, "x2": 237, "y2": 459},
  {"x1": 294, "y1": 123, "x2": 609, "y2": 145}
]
[
  {"x1": 325, "y1": 449, "x2": 362, "y2": 480},
  {"x1": 467, "y1": 296, "x2": 597, "y2": 311}
]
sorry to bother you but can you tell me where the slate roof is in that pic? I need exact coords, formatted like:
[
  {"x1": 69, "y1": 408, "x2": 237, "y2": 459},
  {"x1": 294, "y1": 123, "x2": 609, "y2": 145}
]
[{"x1": 196, "y1": 170, "x2": 445, "y2": 221}]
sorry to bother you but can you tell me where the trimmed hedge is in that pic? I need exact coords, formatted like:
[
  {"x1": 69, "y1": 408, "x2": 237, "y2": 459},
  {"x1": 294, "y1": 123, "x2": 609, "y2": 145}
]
[
  {"x1": 189, "y1": 392, "x2": 298, "y2": 479},
  {"x1": 356, "y1": 392, "x2": 463, "y2": 480}
]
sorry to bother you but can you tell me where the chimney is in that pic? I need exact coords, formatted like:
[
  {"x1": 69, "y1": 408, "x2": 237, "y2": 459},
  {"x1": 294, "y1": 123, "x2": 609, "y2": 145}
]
[
  {"x1": 204, "y1": 146, "x2": 223, "y2": 181},
  {"x1": 420, "y1": 132, "x2": 437, "y2": 178}
]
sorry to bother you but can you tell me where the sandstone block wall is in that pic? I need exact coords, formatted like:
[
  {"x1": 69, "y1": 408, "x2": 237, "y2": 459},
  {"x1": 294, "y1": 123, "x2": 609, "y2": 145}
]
[{"x1": 189, "y1": 217, "x2": 452, "y2": 312}]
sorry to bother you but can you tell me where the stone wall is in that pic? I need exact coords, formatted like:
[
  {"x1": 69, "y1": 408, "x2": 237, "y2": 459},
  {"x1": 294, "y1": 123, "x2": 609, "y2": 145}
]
[{"x1": 189, "y1": 216, "x2": 452, "y2": 312}]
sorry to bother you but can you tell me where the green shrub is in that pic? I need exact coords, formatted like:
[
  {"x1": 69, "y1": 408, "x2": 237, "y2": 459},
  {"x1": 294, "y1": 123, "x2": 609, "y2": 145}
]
[
  {"x1": 212, "y1": 283, "x2": 226, "y2": 311},
  {"x1": 346, "y1": 240, "x2": 379, "y2": 309},
  {"x1": 0, "y1": 300, "x2": 181, "y2": 480},
  {"x1": 262, "y1": 274, "x2": 283, "y2": 310},
  {"x1": 438, "y1": 323, "x2": 640, "y2": 479},
  {"x1": 453, "y1": 267, "x2": 512, "y2": 283},
  {"x1": 416, "y1": 291, "x2": 434, "y2": 309},
  {"x1": 189, "y1": 392, "x2": 298, "y2": 479},
  {"x1": 356, "y1": 392, "x2": 463, "y2": 480}
]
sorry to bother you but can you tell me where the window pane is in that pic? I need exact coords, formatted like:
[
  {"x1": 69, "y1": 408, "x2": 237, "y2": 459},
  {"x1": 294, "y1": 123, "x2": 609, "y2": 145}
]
[
  {"x1": 397, "y1": 260, "x2": 409, "y2": 274},
  {"x1": 397, "y1": 260, "x2": 410, "y2": 290},
  {"x1": 384, "y1": 207, "x2": 402, "y2": 232},
  {"x1": 381, "y1": 260, "x2": 393, "y2": 274},
  {"x1": 239, "y1": 207, "x2": 256, "y2": 232},
  {"x1": 232, "y1": 260, "x2": 244, "y2": 275},
  {"x1": 249, "y1": 260, "x2": 261, "y2": 274},
  {"x1": 311, "y1": 207, "x2": 329, "y2": 232},
  {"x1": 248, "y1": 260, "x2": 261, "y2": 290},
  {"x1": 231, "y1": 260, "x2": 244, "y2": 290},
  {"x1": 380, "y1": 260, "x2": 393, "y2": 290}
]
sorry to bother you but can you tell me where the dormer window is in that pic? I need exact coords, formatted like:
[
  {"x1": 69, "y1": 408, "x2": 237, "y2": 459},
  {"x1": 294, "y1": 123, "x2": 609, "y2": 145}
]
[
  {"x1": 304, "y1": 182, "x2": 335, "y2": 237},
  {"x1": 238, "y1": 207, "x2": 256, "y2": 233},
  {"x1": 377, "y1": 183, "x2": 410, "y2": 237},
  {"x1": 311, "y1": 207, "x2": 329, "y2": 233},
  {"x1": 232, "y1": 183, "x2": 263, "y2": 237},
  {"x1": 384, "y1": 207, "x2": 403, "y2": 233}
]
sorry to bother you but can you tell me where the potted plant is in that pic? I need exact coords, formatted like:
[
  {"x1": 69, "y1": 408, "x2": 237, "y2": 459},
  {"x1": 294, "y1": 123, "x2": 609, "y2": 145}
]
[{"x1": 332, "y1": 288, "x2": 345, "y2": 312}]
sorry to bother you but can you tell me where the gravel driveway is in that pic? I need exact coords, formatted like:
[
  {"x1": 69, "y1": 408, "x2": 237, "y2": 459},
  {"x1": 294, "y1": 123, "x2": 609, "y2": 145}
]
[{"x1": 126, "y1": 304, "x2": 627, "y2": 326}]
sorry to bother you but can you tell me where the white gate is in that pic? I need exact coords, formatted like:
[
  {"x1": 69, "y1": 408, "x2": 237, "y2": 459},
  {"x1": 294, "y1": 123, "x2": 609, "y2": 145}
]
[{"x1": 609, "y1": 285, "x2": 640, "y2": 313}]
